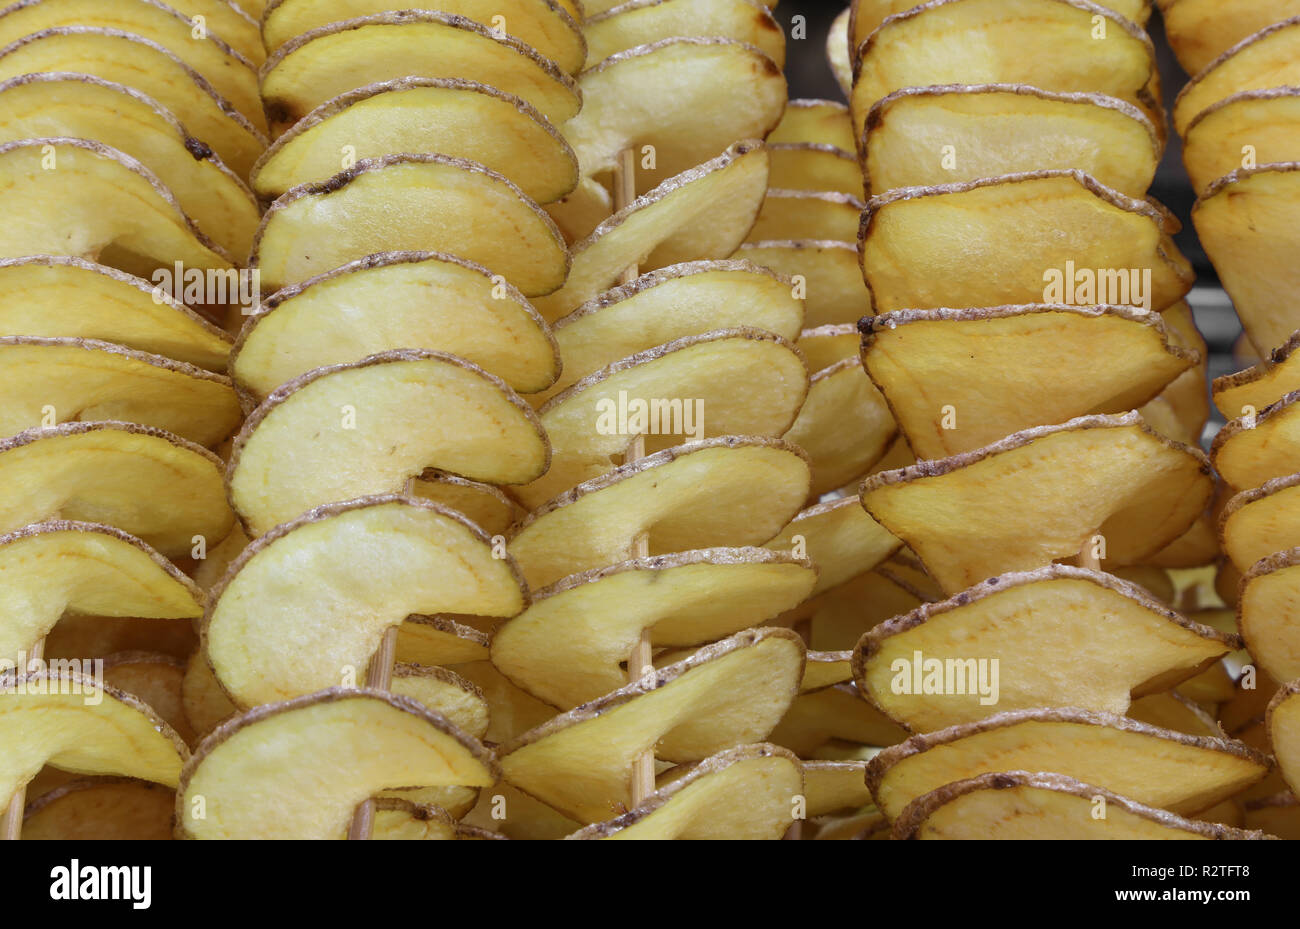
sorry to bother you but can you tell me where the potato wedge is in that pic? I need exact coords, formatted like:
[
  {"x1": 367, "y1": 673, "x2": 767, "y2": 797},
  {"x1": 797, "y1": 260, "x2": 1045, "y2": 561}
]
[
  {"x1": 22, "y1": 777, "x2": 174, "y2": 840},
  {"x1": 1173, "y1": 17, "x2": 1300, "y2": 135},
  {"x1": 227, "y1": 350, "x2": 548, "y2": 536},
  {"x1": 584, "y1": 0, "x2": 784, "y2": 68},
  {"x1": 768, "y1": 682, "x2": 908, "y2": 754},
  {"x1": 749, "y1": 189, "x2": 862, "y2": 242},
  {"x1": 1212, "y1": 389, "x2": 1300, "y2": 490},
  {"x1": 861, "y1": 413, "x2": 1213, "y2": 594},
  {"x1": 1159, "y1": 0, "x2": 1300, "y2": 75},
  {"x1": 177, "y1": 689, "x2": 498, "y2": 839},
  {"x1": 1238, "y1": 550, "x2": 1300, "y2": 684},
  {"x1": 765, "y1": 496, "x2": 900, "y2": 596},
  {"x1": 771, "y1": 99, "x2": 855, "y2": 151},
  {"x1": 204, "y1": 495, "x2": 526, "y2": 707},
  {"x1": 1184, "y1": 90, "x2": 1300, "y2": 196},
  {"x1": 737, "y1": 240, "x2": 868, "y2": 328},
  {"x1": 1267, "y1": 681, "x2": 1300, "y2": 799},
  {"x1": 784, "y1": 358, "x2": 897, "y2": 495}
]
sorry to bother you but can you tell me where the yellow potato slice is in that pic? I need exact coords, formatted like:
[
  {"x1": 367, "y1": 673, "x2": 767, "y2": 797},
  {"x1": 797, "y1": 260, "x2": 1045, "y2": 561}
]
[
  {"x1": 396, "y1": 616, "x2": 490, "y2": 668},
  {"x1": 855, "y1": 565, "x2": 1236, "y2": 731},
  {"x1": 177, "y1": 689, "x2": 498, "y2": 839},
  {"x1": 1267, "y1": 681, "x2": 1300, "y2": 799},
  {"x1": 0, "y1": 74, "x2": 258, "y2": 259},
  {"x1": 0, "y1": 522, "x2": 202, "y2": 664},
  {"x1": 736, "y1": 240, "x2": 869, "y2": 327},
  {"x1": 0, "y1": 27, "x2": 267, "y2": 179},
  {"x1": 768, "y1": 143, "x2": 861, "y2": 196},
  {"x1": 260, "y1": 12, "x2": 581, "y2": 131},
  {"x1": 748, "y1": 189, "x2": 862, "y2": 242},
  {"x1": 101, "y1": 651, "x2": 195, "y2": 747},
  {"x1": 862, "y1": 413, "x2": 1213, "y2": 594},
  {"x1": 826, "y1": 6, "x2": 851, "y2": 97},
  {"x1": 261, "y1": 0, "x2": 585, "y2": 73},
  {"x1": 0, "y1": 138, "x2": 232, "y2": 278},
  {"x1": 870, "y1": 708, "x2": 1271, "y2": 822},
  {"x1": 252, "y1": 154, "x2": 567, "y2": 296},
  {"x1": 768, "y1": 682, "x2": 908, "y2": 754},
  {"x1": 168, "y1": 0, "x2": 263, "y2": 63},
  {"x1": 204, "y1": 495, "x2": 526, "y2": 707},
  {"x1": 784, "y1": 358, "x2": 897, "y2": 495},
  {"x1": 534, "y1": 140, "x2": 770, "y2": 322},
  {"x1": 862, "y1": 171, "x2": 1192, "y2": 314},
  {"x1": 1127, "y1": 691, "x2": 1221, "y2": 738},
  {"x1": 365, "y1": 798, "x2": 497, "y2": 840},
  {"x1": 765, "y1": 496, "x2": 901, "y2": 596},
  {"x1": 227, "y1": 350, "x2": 548, "y2": 536},
  {"x1": 584, "y1": 0, "x2": 784, "y2": 68},
  {"x1": 801, "y1": 651, "x2": 853, "y2": 692},
  {"x1": 569, "y1": 744, "x2": 801, "y2": 839},
  {"x1": 0, "y1": 422, "x2": 230, "y2": 559},
  {"x1": 451, "y1": 659, "x2": 555, "y2": 745},
  {"x1": 770, "y1": 98, "x2": 855, "y2": 150},
  {"x1": 232, "y1": 252, "x2": 559, "y2": 401},
  {"x1": 1173, "y1": 17, "x2": 1300, "y2": 135},
  {"x1": 500, "y1": 628, "x2": 804, "y2": 822},
  {"x1": 22, "y1": 777, "x2": 174, "y2": 840},
  {"x1": 461, "y1": 778, "x2": 577, "y2": 839},
  {"x1": 804, "y1": 568, "x2": 932, "y2": 651},
  {"x1": 863, "y1": 85, "x2": 1160, "y2": 198},
  {"x1": 1222, "y1": 476, "x2": 1300, "y2": 575},
  {"x1": 1238, "y1": 550, "x2": 1300, "y2": 684},
  {"x1": 862, "y1": 305, "x2": 1196, "y2": 459},
  {"x1": 1137, "y1": 300, "x2": 1210, "y2": 446},
  {"x1": 893, "y1": 771, "x2": 1272, "y2": 840},
  {"x1": 796, "y1": 323, "x2": 857, "y2": 372},
  {"x1": 1215, "y1": 330, "x2": 1300, "y2": 419},
  {"x1": 1244, "y1": 791, "x2": 1300, "y2": 839},
  {"x1": 509, "y1": 436, "x2": 811, "y2": 588},
  {"x1": 1212, "y1": 389, "x2": 1300, "y2": 489},
  {"x1": 1158, "y1": 0, "x2": 1300, "y2": 74},
  {"x1": 410, "y1": 471, "x2": 519, "y2": 536},
  {"x1": 804, "y1": 759, "x2": 872, "y2": 817},
  {"x1": 492, "y1": 549, "x2": 816, "y2": 708},
  {"x1": 250, "y1": 78, "x2": 577, "y2": 204},
  {"x1": 1184, "y1": 89, "x2": 1300, "y2": 195}
]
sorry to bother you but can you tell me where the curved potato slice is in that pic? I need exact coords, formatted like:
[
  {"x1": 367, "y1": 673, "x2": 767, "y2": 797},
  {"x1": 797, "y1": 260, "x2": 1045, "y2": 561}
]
[
  {"x1": 850, "y1": 0, "x2": 1157, "y2": 139},
  {"x1": 803, "y1": 568, "x2": 932, "y2": 652},
  {"x1": 410, "y1": 471, "x2": 519, "y2": 536},
  {"x1": 765, "y1": 496, "x2": 901, "y2": 596},
  {"x1": 508, "y1": 436, "x2": 811, "y2": 588},
  {"x1": 797, "y1": 323, "x2": 857, "y2": 372},
  {"x1": 861, "y1": 172, "x2": 1192, "y2": 314},
  {"x1": 769, "y1": 682, "x2": 908, "y2": 754},
  {"x1": 1223, "y1": 477, "x2": 1300, "y2": 575},
  {"x1": 564, "y1": 39, "x2": 783, "y2": 192},
  {"x1": 500, "y1": 627, "x2": 803, "y2": 822},
  {"x1": 569, "y1": 743, "x2": 800, "y2": 839},
  {"x1": 518, "y1": 329, "x2": 808, "y2": 507},
  {"x1": 0, "y1": 0, "x2": 263, "y2": 130},
  {"x1": 0, "y1": 28, "x2": 267, "y2": 179},
  {"x1": 0, "y1": 670, "x2": 189, "y2": 806},
  {"x1": 252, "y1": 154, "x2": 567, "y2": 296},
  {"x1": 534, "y1": 140, "x2": 770, "y2": 321},
  {"x1": 492, "y1": 549, "x2": 817, "y2": 708},
  {"x1": 867, "y1": 707, "x2": 1272, "y2": 821},
  {"x1": 177, "y1": 689, "x2": 499, "y2": 839},
  {"x1": 232, "y1": 252, "x2": 559, "y2": 400},
  {"x1": 260, "y1": 12, "x2": 581, "y2": 130},
  {"x1": 770, "y1": 99, "x2": 854, "y2": 150},
  {"x1": 861, "y1": 413, "x2": 1213, "y2": 595},
  {"x1": 862, "y1": 305, "x2": 1197, "y2": 459},
  {"x1": 749, "y1": 189, "x2": 862, "y2": 242},
  {"x1": 396, "y1": 616, "x2": 490, "y2": 668},
  {"x1": 826, "y1": 6, "x2": 851, "y2": 97},
  {"x1": 1238, "y1": 549, "x2": 1300, "y2": 684},
  {"x1": 1128, "y1": 690, "x2": 1221, "y2": 738},
  {"x1": 784, "y1": 358, "x2": 897, "y2": 495},
  {"x1": 893, "y1": 771, "x2": 1272, "y2": 840},
  {"x1": 736, "y1": 240, "x2": 868, "y2": 327},
  {"x1": 1194, "y1": 165, "x2": 1300, "y2": 356},
  {"x1": 854, "y1": 566, "x2": 1236, "y2": 731},
  {"x1": 204, "y1": 496, "x2": 526, "y2": 707},
  {"x1": 1215, "y1": 330, "x2": 1300, "y2": 419},
  {"x1": 1212, "y1": 389, "x2": 1300, "y2": 489},
  {"x1": 101, "y1": 651, "x2": 194, "y2": 747},
  {"x1": 768, "y1": 143, "x2": 860, "y2": 196},
  {"x1": 1173, "y1": 17, "x2": 1300, "y2": 135},
  {"x1": 1136, "y1": 300, "x2": 1210, "y2": 446},
  {"x1": 168, "y1": 0, "x2": 262, "y2": 63},
  {"x1": 0, "y1": 422, "x2": 230, "y2": 558},
  {"x1": 863, "y1": 85, "x2": 1160, "y2": 198},
  {"x1": 546, "y1": 259, "x2": 803, "y2": 401},
  {"x1": 250, "y1": 78, "x2": 577, "y2": 204},
  {"x1": 0, "y1": 74, "x2": 258, "y2": 259},
  {"x1": 1268, "y1": 681, "x2": 1300, "y2": 799},
  {"x1": 0, "y1": 257, "x2": 229, "y2": 370},
  {"x1": 0, "y1": 138, "x2": 231, "y2": 277},
  {"x1": 585, "y1": 0, "x2": 784, "y2": 68},
  {"x1": 0, "y1": 522, "x2": 202, "y2": 663},
  {"x1": 228, "y1": 351, "x2": 548, "y2": 535},
  {"x1": 1244, "y1": 791, "x2": 1300, "y2": 839},
  {"x1": 1158, "y1": 0, "x2": 1300, "y2": 75},
  {"x1": 1184, "y1": 90, "x2": 1300, "y2": 196},
  {"x1": 0, "y1": 337, "x2": 239, "y2": 446},
  {"x1": 22, "y1": 777, "x2": 174, "y2": 840},
  {"x1": 801, "y1": 651, "x2": 852, "y2": 692},
  {"x1": 261, "y1": 0, "x2": 585, "y2": 73},
  {"x1": 804, "y1": 759, "x2": 872, "y2": 817}
]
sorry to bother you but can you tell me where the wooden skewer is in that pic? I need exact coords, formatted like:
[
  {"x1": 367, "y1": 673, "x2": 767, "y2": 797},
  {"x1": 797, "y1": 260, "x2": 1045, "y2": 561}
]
[{"x1": 2, "y1": 637, "x2": 44, "y2": 841}]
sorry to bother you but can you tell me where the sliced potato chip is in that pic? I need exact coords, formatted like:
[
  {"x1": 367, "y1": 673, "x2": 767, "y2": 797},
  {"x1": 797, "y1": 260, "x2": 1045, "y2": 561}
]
[
  {"x1": 396, "y1": 616, "x2": 490, "y2": 669},
  {"x1": 1244, "y1": 791, "x2": 1300, "y2": 839},
  {"x1": 749, "y1": 189, "x2": 862, "y2": 242},
  {"x1": 584, "y1": 0, "x2": 784, "y2": 68},
  {"x1": 796, "y1": 323, "x2": 857, "y2": 372},
  {"x1": 1212, "y1": 389, "x2": 1300, "y2": 489},
  {"x1": 1238, "y1": 549, "x2": 1300, "y2": 684},
  {"x1": 1267, "y1": 681, "x2": 1300, "y2": 799},
  {"x1": 1127, "y1": 691, "x2": 1222, "y2": 738},
  {"x1": 101, "y1": 651, "x2": 194, "y2": 747},
  {"x1": 765, "y1": 496, "x2": 900, "y2": 596},
  {"x1": 23, "y1": 777, "x2": 173, "y2": 840},
  {"x1": 1214, "y1": 330, "x2": 1300, "y2": 419},
  {"x1": 801, "y1": 651, "x2": 853, "y2": 692},
  {"x1": 768, "y1": 143, "x2": 860, "y2": 196},
  {"x1": 1137, "y1": 300, "x2": 1210, "y2": 446},
  {"x1": 826, "y1": 5, "x2": 852, "y2": 97},
  {"x1": 1173, "y1": 17, "x2": 1300, "y2": 135},
  {"x1": 769, "y1": 682, "x2": 908, "y2": 755},
  {"x1": 410, "y1": 471, "x2": 519, "y2": 536},
  {"x1": 168, "y1": 0, "x2": 263, "y2": 62},
  {"x1": 805, "y1": 569, "x2": 932, "y2": 652},
  {"x1": 804, "y1": 759, "x2": 872, "y2": 817},
  {"x1": 1158, "y1": 0, "x2": 1299, "y2": 74},
  {"x1": 1184, "y1": 89, "x2": 1300, "y2": 195},
  {"x1": 461, "y1": 778, "x2": 577, "y2": 839},
  {"x1": 736, "y1": 240, "x2": 869, "y2": 327},
  {"x1": 770, "y1": 98, "x2": 854, "y2": 150},
  {"x1": 452, "y1": 659, "x2": 555, "y2": 745},
  {"x1": 1222, "y1": 477, "x2": 1300, "y2": 576}
]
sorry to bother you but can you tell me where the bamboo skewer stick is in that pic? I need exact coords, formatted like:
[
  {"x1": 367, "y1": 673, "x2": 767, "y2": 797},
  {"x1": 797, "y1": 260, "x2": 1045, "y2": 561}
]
[{"x1": 2, "y1": 637, "x2": 44, "y2": 840}]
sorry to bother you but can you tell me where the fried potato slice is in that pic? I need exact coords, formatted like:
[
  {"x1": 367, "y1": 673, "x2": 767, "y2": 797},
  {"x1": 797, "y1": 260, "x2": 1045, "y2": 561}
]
[
  {"x1": 797, "y1": 323, "x2": 857, "y2": 372},
  {"x1": 861, "y1": 413, "x2": 1213, "y2": 594},
  {"x1": 737, "y1": 240, "x2": 868, "y2": 327},
  {"x1": 564, "y1": 39, "x2": 783, "y2": 192},
  {"x1": 0, "y1": 337, "x2": 239, "y2": 446},
  {"x1": 1244, "y1": 791, "x2": 1300, "y2": 839},
  {"x1": 461, "y1": 778, "x2": 577, "y2": 838},
  {"x1": 804, "y1": 759, "x2": 872, "y2": 816},
  {"x1": 261, "y1": 0, "x2": 585, "y2": 74},
  {"x1": 1136, "y1": 300, "x2": 1210, "y2": 447},
  {"x1": 869, "y1": 708, "x2": 1270, "y2": 821},
  {"x1": 827, "y1": 6, "x2": 851, "y2": 97},
  {"x1": 801, "y1": 652, "x2": 853, "y2": 692},
  {"x1": 227, "y1": 351, "x2": 548, "y2": 536},
  {"x1": 1214, "y1": 330, "x2": 1300, "y2": 419},
  {"x1": 569, "y1": 743, "x2": 801, "y2": 839},
  {"x1": 1195, "y1": 165, "x2": 1300, "y2": 356},
  {"x1": 862, "y1": 305, "x2": 1196, "y2": 459},
  {"x1": 410, "y1": 471, "x2": 519, "y2": 536},
  {"x1": 366, "y1": 798, "x2": 497, "y2": 840},
  {"x1": 861, "y1": 172, "x2": 1192, "y2": 315},
  {"x1": 0, "y1": 422, "x2": 230, "y2": 558},
  {"x1": 0, "y1": 74, "x2": 258, "y2": 259},
  {"x1": 1238, "y1": 550, "x2": 1300, "y2": 684},
  {"x1": 534, "y1": 140, "x2": 770, "y2": 321},
  {"x1": 1127, "y1": 691, "x2": 1221, "y2": 738},
  {"x1": 252, "y1": 154, "x2": 567, "y2": 296},
  {"x1": 204, "y1": 496, "x2": 527, "y2": 707},
  {"x1": 863, "y1": 85, "x2": 1160, "y2": 198},
  {"x1": 1184, "y1": 90, "x2": 1300, "y2": 196},
  {"x1": 1223, "y1": 477, "x2": 1300, "y2": 576},
  {"x1": 584, "y1": 0, "x2": 784, "y2": 67},
  {"x1": 167, "y1": 0, "x2": 262, "y2": 62},
  {"x1": 893, "y1": 771, "x2": 1271, "y2": 840},
  {"x1": 749, "y1": 190, "x2": 862, "y2": 242},
  {"x1": 492, "y1": 549, "x2": 816, "y2": 709},
  {"x1": 769, "y1": 682, "x2": 908, "y2": 754},
  {"x1": 1158, "y1": 0, "x2": 1300, "y2": 75},
  {"x1": 1173, "y1": 17, "x2": 1300, "y2": 135},
  {"x1": 250, "y1": 78, "x2": 577, "y2": 204},
  {"x1": 0, "y1": 670, "x2": 188, "y2": 806},
  {"x1": 765, "y1": 496, "x2": 901, "y2": 596},
  {"x1": 260, "y1": 12, "x2": 581, "y2": 131},
  {"x1": 803, "y1": 568, "x2": 932, "y2": 651},
  {"x1": 850, "y1": 0, "x2": 1157, "y2": 139},
  {"x1": 855, "y1": 566, "x2": 1236, "y2": 731},
  {"x1": 396, "y1": 616, "x2": 490, "y2": 668},
  {"x1": 1267, "y1": 681, "x2": 1300, "y2": 799},
  {"x1": 0, "y1": 138, "x2": 231, "y2": 278},
  {"x1": 768, "y1": 143, "x2": 860, "y2": 196},
  {"x1": 0, "y1": 522, "x2": 202, "y2": 663},
  {"x1": 1212, "y1": 390, "x2": 1300, "y2": 489},
  {"x1": 177, "y1": 689, "x2": 498, "y2": 839},
  {"x1": 232, "y1": 252, "x2": 558, "y2": 401},
  {"x1": 452, "y1": 659, "x2": 555, "y2": 745},
  {"x1": 22, "y1": 777, "x2": 174, "y2": 840},
  {"x1": 771, "y1": 99, "x2": 854, "y2": 151},
  {"x1": 784, "y1": 358, "x2": 897, "y2": 495},
  {"x1": 509, "y1": 436, "x2": 811, "y2": 588},
  {"x1": 0, "y1": 28, "x2": 266, "y2": 179},
  {"x1": 500, "y1": 628, "x2": 803, "y2": 822},
  {"x1": 101, "y1": 651, "x2": 194, "y2": 747}
]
